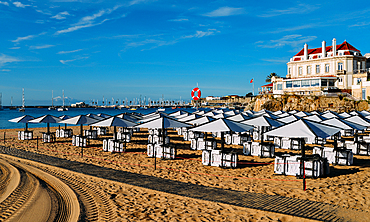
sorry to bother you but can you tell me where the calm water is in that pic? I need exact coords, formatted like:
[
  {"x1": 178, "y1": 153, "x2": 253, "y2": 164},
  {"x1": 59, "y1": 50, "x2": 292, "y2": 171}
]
[{"x1": 0, "y1": 107, "x2": 203, "y2": 129}]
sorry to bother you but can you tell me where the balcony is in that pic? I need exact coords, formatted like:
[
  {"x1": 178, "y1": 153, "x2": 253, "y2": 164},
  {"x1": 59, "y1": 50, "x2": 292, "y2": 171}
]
[
  {"x1": 336, "y1": 70, "x2": 346, "y2": 75},
  {"x1": 353, "y1": 69, "x2": 370, "y2": 74}
]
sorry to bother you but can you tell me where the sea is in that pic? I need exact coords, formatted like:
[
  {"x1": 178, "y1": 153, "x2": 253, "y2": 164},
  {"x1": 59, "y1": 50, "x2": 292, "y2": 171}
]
[{"x1": 0, "y1": 107, "x2": 205, "y2": 129}]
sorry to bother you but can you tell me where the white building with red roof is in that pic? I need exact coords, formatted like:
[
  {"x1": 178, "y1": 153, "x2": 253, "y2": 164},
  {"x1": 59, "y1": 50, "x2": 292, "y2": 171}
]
[{"x1": 272, "y1": 38, "x2": 370, "y2": 98}]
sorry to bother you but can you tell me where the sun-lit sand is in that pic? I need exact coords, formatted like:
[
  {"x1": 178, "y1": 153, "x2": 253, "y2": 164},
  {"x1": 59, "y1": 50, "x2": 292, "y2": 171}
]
[{"x1": 1, "y1": 126, "x2": 370, "y2": 221}]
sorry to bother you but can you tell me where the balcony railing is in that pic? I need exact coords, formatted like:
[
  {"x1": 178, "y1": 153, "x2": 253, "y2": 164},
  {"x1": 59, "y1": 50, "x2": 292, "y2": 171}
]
[{"x1": 353, "y1": 69, "x2": 370, "y2": 74}]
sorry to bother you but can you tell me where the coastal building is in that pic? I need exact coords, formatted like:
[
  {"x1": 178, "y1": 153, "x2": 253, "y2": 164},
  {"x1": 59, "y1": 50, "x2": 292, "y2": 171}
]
[{"x1": 271, "y1": 38, "x2": 370, "y2": 99}]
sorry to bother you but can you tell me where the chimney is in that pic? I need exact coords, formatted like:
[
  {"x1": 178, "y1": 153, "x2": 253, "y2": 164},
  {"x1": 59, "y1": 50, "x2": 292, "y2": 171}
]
[
  {"x1": 304, "y1": 43, "x2": 308, "y2": 60},
  {"x1": 332, "y1": 38, "x2": 336, "y2": 57},
  {"x1": 322, "y1": 41, "x2": 326, "y2": 58}
]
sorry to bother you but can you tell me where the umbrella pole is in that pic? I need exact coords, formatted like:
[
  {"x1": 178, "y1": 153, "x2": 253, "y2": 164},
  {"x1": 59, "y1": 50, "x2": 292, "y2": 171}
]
[
  {"x1": 47, "y1": 123, "x2": 50, "y2": 134},
  {"x1": 25, "y1": 123, "x2": 28, "y2": 131},
  {"x1": 124, "y1": 127, "x2": 127, "y2": 153},
  {"x1": 301, "y1": 138, "x2": 306, "y2": 191},
  {"x1": 65, "y1": 123, "x2": 67, "y2": 130},
  {"x1": 114, "y1": 126, "x2": 117, "y2": 140},
  {"x1": 80, "y1": 124, "x2": 83, "y2": 136},
  {"x1": 221, "y1": 132, "x2": 224, "y2": 152}
]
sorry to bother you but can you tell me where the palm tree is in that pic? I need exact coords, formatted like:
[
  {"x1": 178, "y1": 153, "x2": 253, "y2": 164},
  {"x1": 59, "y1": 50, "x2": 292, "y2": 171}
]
[{"x1": 266, "y1": 72, "x2": 279, "y2": 82}]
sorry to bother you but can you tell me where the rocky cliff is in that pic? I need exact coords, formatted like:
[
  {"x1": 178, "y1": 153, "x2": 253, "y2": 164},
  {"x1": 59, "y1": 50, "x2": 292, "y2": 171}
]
[{"x1": 249, "y1": 94, "x2": 369, "y2": 112}]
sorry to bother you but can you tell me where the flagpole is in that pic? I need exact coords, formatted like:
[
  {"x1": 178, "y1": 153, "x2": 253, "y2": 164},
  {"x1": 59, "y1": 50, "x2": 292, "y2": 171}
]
[{"x1": 253, "y1": 81, "x2": 254, "y2": 95}]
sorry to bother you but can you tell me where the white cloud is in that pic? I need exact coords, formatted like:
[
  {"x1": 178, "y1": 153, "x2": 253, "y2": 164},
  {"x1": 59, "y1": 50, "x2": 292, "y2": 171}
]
[
  {"x1": 51, "y1": 11, "x2": 70, "y2": 20},
  {"x1": 0, "y1": 1, "x2": 9, "y2": 6},
  {"x1": 256, "y1": 35, "x2": 317, "y2": 49},
  {"x1": 0, "y1": 54, "x2": 20, "y2": 67},
  {"x1": 60, "y1": 56, "x2": 88, "y2": 64},
  {"x1": 12, "y1": 32, "x2": 46, "y2": 43},
  {"x1": 127, "y1": 0, "x2": 152, "y2": 6},
  {"x1": 1, "y1": 69, "x2": 11, "y2": 72},
  {"x1": 182, "y1": 30, "x2": 218, "y2": 39},
  {"x1": 10, "y1": 47, "x2": 20, "y2": 49},
  {"x1": 169, "y1": 18, "x2": 188, "y2": 22},
  {"x1": 57, "y1": 49, "x2": 82, "y2": 54},
  {"x1": 56, "y1": 19, "x2": 108, "y2": 34},
  {"x1": 259, "y1": 4, "x2": 318, "y2": 17},
  {"x1": 349, "y1": 21, "x2": 370, "y2": 27},
  {"x1": 13, "y1": 1, "x2": 30, "y2": 8},
  {"x1": 29, "y1": 45, "x2": 55, "y2": 49},
  {"x1": 203, "y1": 6, "x2": 245, "y2": 17}
]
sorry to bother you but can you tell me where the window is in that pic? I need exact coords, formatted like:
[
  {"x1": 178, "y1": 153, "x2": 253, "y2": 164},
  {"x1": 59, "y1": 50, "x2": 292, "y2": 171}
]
[
  {"x1": 302, "y1": 80, "x2": 310, "y2": 87},
  {"x1": 274, "y1": 84, "x2": 276, "y2": 90},
  {"x1": 298, "y1": 67, "x2": 302, "y2": 75},
  {"x1": 311, "y1": 79, "x2": 320, "y2": 87},
  {"x1": 286, "y1": 81, "x2": 292, "y2": 88},
  {"x1": 293, "y1": 80, "x2": 301, "y2": 88},
  {"x1": 338, "y1": 77, "x2": 343, "y2": 83},
  {"x1": 277, "y1": 84, "x2": 282, "y2": 90},
  {"x1": 357, "y1": 78, "x2": 362, "y2": 85},
  {"x1": 338, "y1": 62, "x2": 343, "y2": 71},
  {"x1": 321, "y1": 79, "x2": 328, "y2": 87},
  {"x1": 328, "y1": 80, "x2": 335, "y2": 87},
  {"x1": 288, "y1": 68, "x2": 291, "y2": 75},
  {"x1": 354, "y1": 61, "x2": 357, "y2": 71},
  {"x1": 325, "y1": 64, "x2": 330, "y2": 73},
  {"x1": 316, "y1": 65, "x2": 320, "y2": 74},
  {"x1": 307, "y1": 66, "x2": 311, "y2": 74}
]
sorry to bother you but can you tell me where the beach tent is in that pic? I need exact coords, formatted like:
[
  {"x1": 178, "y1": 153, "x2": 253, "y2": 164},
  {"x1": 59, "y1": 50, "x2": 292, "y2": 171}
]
[
  {"x1": 97, "y1": 113, "x2": 112, "y2": 118},
  {"x1": 91, "y1": 116, "x2": 136, "y2": 143},
  {"x1": 226, "y1": 113, "x2": 251, "y2": 122},
  {"x1": 29, "y1": 115, "x2": 61, "y2": 133},
  {"x1": 168, "y1": 110, "x2": 189, "y2": 117},
  {"x1": 8, "y1": 115, "x2": 34, "y2": 130},
  {"x1": 264, "y1": 119, "x2": 342, "y2": 140},
  {"x1": 345, "y1": 116, "x2": 370, "y2": 127},
  {"x1": 338, "y1": 112, "x2": 351, "y2": 119},
  {"x1": 190, "y1": 119, "x2": 254, "y2": 150},
  {"x1": 177, "y1": 114, "x2": 202, "y2": 122},
  {"x1": 276, "y1": 115, "x2": 300, "y2": 124},
  {"x1": 303, "y1": 114, "x2": 326, "y2": 122},
  {"x1": 186, "y1": 116, "x2": 215, "y2": 126},
  {"x1": 59, "y1": 115, "x2": 98, "y2": 136},
  {"x1": 322, "y1": 118, "x2": 367, "y2": 132}
]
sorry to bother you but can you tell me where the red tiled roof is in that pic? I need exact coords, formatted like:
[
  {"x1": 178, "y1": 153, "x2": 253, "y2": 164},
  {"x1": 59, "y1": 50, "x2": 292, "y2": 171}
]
[
  {"x1": 294, "y1": 41, "x2": 360, "y2": 57},
  {"x1": 294, "y1": 57, "x2": 301, "y2": 61},
  {"x1": 261, "y1": 83, "x2": 273, "y2": 88}
]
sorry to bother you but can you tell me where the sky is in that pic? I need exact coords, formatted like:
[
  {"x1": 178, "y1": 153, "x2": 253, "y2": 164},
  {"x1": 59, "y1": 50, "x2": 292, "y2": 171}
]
[{"x1": 1, "y1": 0, "x2": 370, "y2": 106}]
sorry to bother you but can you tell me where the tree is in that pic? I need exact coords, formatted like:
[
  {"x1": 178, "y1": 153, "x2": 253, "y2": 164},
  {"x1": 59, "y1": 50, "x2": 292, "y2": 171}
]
[{"x1": 265, "y1": 73, "x2": 279, "y2": 83}]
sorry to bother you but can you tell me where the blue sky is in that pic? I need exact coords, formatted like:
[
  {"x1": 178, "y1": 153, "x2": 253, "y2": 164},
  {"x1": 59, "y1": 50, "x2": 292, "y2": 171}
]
[{"x1": 1, "y1": 0, "x2": 370, "y2": 106}]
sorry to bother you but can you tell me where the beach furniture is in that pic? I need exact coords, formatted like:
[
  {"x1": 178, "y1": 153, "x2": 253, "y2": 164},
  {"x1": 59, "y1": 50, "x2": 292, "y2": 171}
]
[
  {"x1": 56, "y1": 128, "x2": 73, "y2": 138},
  {"x1": 147, "y1": 143, "x2": 176, "y2": 159},
  {"x1": 274, "y1": 154, "x2": 329, "y2": 178},
  {"x1": 94, "y1": 127, "x2": 108, "y2": 135},
  {"x1": 84, "y1": 129, "x2": 98, "y2": 139},
  {"x1": 103, "y1": 139, "x2": 126, "y2": 152},
  {"x1": 313, "y1": 147, "x2": 353, "y2": 165},
  {"x1": 18, "y1": 131, "x2": 33, "y2": 140},
  {"x1": 243, "y1": 141, "x2": 275, "y2": 157},
  {"x1": 116, "y1": 132, "x2": 131, "y2": 142},
  {"x1": 190, "y1": 138, "x2": 217, "y2": 150},
  {"x1": 42, "y1": 132, "x2": 55, "y2": 143},
  {"x1": 202, "y1": 149, "x2": 238, "y2": 168},
  {"x1": 188, "y1": 131, "x2": 204, "y2": 140},
  {"x1": 72, "y1": 135, "x2": 87, "y2": 147}
]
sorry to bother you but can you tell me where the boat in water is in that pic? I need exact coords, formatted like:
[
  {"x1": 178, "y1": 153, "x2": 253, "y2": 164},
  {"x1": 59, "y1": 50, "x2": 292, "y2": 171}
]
[
  {"x1": 48, "y1": 90, "x2": 56, "y2": 110},
  {"x1": 157, "y1": 108, "x2": 165, "y2": 111},
  {"x1": 57, "y1": 90, "x2": 68, "y2": 111}
]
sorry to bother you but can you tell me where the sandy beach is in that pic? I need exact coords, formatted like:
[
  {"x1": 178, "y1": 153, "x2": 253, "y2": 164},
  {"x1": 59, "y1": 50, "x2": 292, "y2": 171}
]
[{"x1": 1, "y1": 126, "x2": 369, "y2": 221}]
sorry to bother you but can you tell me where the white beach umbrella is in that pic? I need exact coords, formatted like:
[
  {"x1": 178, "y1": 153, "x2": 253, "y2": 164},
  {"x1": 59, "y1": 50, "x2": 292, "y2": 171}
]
[
  {"x1": 8, "y1": 115, "x2": 34, "y2": 130},
  {"x1": 240, "y1": 115, "x2": 284, "y2": 128},
  {"x1": 295, "y1": 111, "x2": 311, "y2": 117},
  {"x1": 91, "y1": 116, "x2": 137, "y2": 140},
  {"x1": 86, "y1": 113, "x2": 105, "y2": 120},
  {"x1": 116, "y1": 113, "x2": 140, "y2": 123},
  {"x1": 59, "y1": 115, "x2": 72, "y2": 129},
  {"x1": 310, "y1": 111, "x2": 322, "y2": 115},
  {"x1": 276, "y1": 112, "x2": 290, "y2": 118},
  {"x1": 29, "y1": 114, "x2": 61, "y2": 133},
  {"x1": 276, "y1": 115, "x2": 300, "y2": 124},
  {"x1": 338, "y1": 112, "x2": 351, "y2": 119},
  {"x1": 303, "y1": 114, "x2": 326, "y2": 122},
  {"x1": 186, "y1": 116, "x2": 215, "y2": 126},
  {"x1": 322, "y1": 118, "x2": 367, "y2": 131},
  {"x1": 226, "y1": 113, "x2": 251, "y2": 122},
  {"x1": 174, "y1": 113, "x2": 189, "y2": 119},
  {"x1": 168, "y1": 110, "x2": 189, "y2": 117},
  {"x1": 321, "y1": 112, "x2": 340, "y2": 119},
  {"x1": 345, "y1": 116, "x2": 370, "y2": 127},
  {"x1": 360, "y1": 110, "x2": 370, "y2": 117},
  {"x1": 192, "y1": 110, "x2": 205, "y2": 115},
  {"x1": 59, "y1": 115, "x2": 98, "y2": 136},
  {"x1": 97, "y1": 113, "x2": 112, "y2": 118},
  {"x1": 177, "y1": 114, "x2": 202, "y2": 122},
  {"x1": 190, "y1": 118, "x2": 254, "y2": 133},
  {"x1": 288, "y1": 110, "x2": 298, "y2": 114}
]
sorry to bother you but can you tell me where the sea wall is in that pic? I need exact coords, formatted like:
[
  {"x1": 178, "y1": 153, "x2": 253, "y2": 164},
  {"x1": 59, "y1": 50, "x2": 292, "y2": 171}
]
[{"x1": 249, "y1": 94, "x2": 369, "y2": 112}]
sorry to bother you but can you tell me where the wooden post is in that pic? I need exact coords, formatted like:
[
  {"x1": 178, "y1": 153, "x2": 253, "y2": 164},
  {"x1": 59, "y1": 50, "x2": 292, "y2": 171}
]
[
  {"x1": 37, "y1": 136, "x2": 38, "y2": 151},
  {"x1": 301, "y1": 138, "x2": 306, "y2": 191}
]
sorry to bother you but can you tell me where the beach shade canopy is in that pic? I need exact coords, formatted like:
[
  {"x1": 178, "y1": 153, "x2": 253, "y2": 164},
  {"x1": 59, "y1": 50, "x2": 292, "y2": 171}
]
[
  {"x1": 226, "y1": 113, "x2": 251, "y2": 122},
  {"x1": 224, "y1": 110, "x2": 238, "y2": 116},
  {"x1": 186, "y1": 116, "x2": 215, "y2": 126},
  {"x1": 174, "y1": 113, "x2": 190, "y2": 119},
  {"x1": 344, "y1": 116, "x2": 370, "y2": 127},
  {"x1": 203, "y1": 111, "x2": 216, "y2": 117},
  {"x1": 276, "y1": 115, "x2": 300, "y2": 124},
  {"x1": 303, "y1": 114, "x2": 326, "y2": 122},
  {"x1": 276, "y1": 112, "x2": 290, "y2": 118},
  {"x1": 168, "y1": 110, "x2": 189, "y2": 117},
  {"x1": 86, "y1": 113, "x2": 105, "y2": 120},
  {"x1": 29, "y1": 115, "x2": 62, "y2": 133},
  {"x1": 264, "y1": 119, "x2": 342, "y2": 139},
  {"x1": 59, "y1": 115, "x2": 98, "y2": 135},
  {"x1": 360, "y1": 110, "x2": 370, "y2": 117},
  {"x1": 272, "y1": 110, "x2": 285, "y2": 115},
  {"x1": 338, "y1": 112, "x2": 351, "y2": 119},
  {"x1": 349, "y1": 110, "x2": 364, "y2": 117},
  {"x1": 190, "y1": 118, "x2": 254, "y2": 133},
  {"x1": 136, "y1": 116, "x2": 192, "y2": 129},
  {"x1": 322, "y1": 118, "x2": 367, "y2": 131},
  {"x1": 139, "y1": 113, "x2": 168, "y2": 123},
  {"x1": 288, "y1": 110, "x2": 298, "y2": 114},
  {"x1": 295, "y1": 111, "x2": 311, "y2": 117},
  {"x1": 59, "y1": 115, "x2": 72, "y2": 120},
  {"x1": 177, "y1": 114, "x2": 202, "y2": 122},
  {"x1": 8, "y1": 115, "x2": 34, "y2": 130},
  {"x1": 240, "y1": 115, "x2": 284, "y2": 128},
  {"x1": 213, "y1": 113, "x2": 232, "y2": 119},
  {"x1": 97, "y1": 113, "x2": 112, "y2": 118},
  {"x1": 321, "y1": 112, "x2": 340, "y2": 119},
  {"x1": 310, "y1": 110, "x2": 322, "y2": 115},
  {"x1": 90, "y1": 116, "x2": 137, "y2": 128},
  {"x1": 116, "y1": 113, "x2": 140, "y2": 123}
]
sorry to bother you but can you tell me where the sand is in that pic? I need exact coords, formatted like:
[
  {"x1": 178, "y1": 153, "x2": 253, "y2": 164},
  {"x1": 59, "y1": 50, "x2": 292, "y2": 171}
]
[{"x1": 1, "y1": 126, "x2": 370, "y2": 221}]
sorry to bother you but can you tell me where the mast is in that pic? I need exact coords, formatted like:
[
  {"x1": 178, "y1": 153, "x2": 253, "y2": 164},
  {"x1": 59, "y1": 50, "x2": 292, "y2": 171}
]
[
  {"x1": 22, "y1": 88, "x2": 25, "y2": 109},
  {"x1": 0, "y1": 93, "x2": 2, "y2": 110},
  {"x1": 52, "y1": 90, "x2": 54, "y2": 107},
  {"x1": 62, "y1": 90, "x2": 65, "y2": 108}
]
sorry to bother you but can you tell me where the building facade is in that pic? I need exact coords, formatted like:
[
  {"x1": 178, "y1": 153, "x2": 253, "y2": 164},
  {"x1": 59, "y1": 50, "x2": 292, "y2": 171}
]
[{"x1": 272, "y1": 38, "x2": 370, "y2": 98}]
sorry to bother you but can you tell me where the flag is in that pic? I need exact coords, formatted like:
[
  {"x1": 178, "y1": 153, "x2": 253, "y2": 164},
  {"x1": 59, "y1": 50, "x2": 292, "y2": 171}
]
[{"x1": 250, "y1": 79, "x2": 253, "y2": 83}]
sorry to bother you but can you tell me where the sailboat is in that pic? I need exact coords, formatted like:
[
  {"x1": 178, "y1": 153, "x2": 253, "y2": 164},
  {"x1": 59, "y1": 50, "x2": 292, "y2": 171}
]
[
  {"x1": 57, "y1": 90, "x2": 68, "y2": 111},
  {"x1": 48, "y1": 90, "x2": 56, "y2": 110},
  {"x1": 0, "y1": 93, "x2": 3, "y2": 110},
  {"x1": 18, "y1": 88, "x2": 25, "y2": 112},
  {"x1": 9, "y1": 96, "x2": 16, "y2": 110}
]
